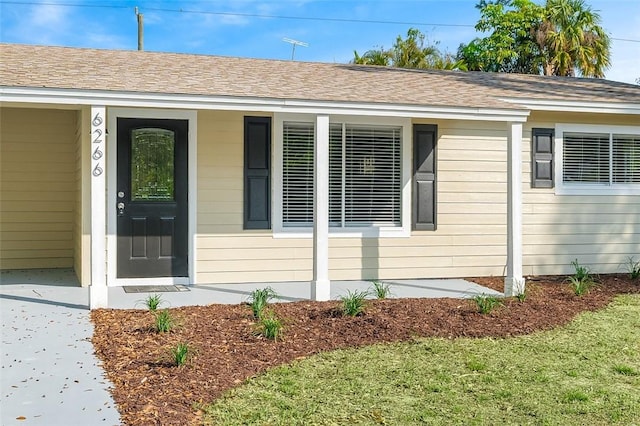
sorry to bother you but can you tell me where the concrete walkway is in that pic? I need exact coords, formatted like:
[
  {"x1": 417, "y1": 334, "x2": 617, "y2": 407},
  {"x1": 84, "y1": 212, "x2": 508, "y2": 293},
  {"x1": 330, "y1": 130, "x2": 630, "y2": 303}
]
[
  {"x1": 1, "y1": 269, "x2": 501, "y2": 425},
  {"x1": 1, "y1": 270, "x2": 120, "y2": 426}
]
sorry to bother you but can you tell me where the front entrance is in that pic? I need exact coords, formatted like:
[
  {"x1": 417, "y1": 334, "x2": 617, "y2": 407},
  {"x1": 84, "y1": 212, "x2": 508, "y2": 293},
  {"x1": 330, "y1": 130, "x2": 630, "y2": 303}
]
[{"x1": 116, "y1": 118, "x2": 188, "y2": 278}]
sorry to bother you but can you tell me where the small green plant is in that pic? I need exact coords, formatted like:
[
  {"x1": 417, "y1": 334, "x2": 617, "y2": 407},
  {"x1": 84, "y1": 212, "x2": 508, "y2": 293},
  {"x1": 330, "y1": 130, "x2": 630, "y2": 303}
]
[
  {"x1": 340, "y1": 290, "x2": 369, "y2": 317},
  {"x1": 154, "y1": 309, "x2": 174, "y2": 333},
  {"x1": 569, "y1": 259, "x2": 595, "y2": 296},
  {"x1": 144, "y1": 294, "x2": 163, "y2": 311},
  {"x1": 613, "y1": 364, "x2": 638, "y2": 376},
  {"x1": 623, "y1": 256, "x2": 640, "y2": 280},
  {"x1": 248, "y1": 287, "x2": 279, "y2": 319},
  {"x1": 255, "y1": 310, "x2": 284, "y2": 341},
  {"x1": 465, "y1": 358, "x2": 487, "y2": 372},
  {"x1": 473, "y1": 293, "x2": 502, "y2": 314},
  {"x1": 569, "y1": 276, "x2": 593, "y2": 296},
  {"x1": 170, "y1": 342, "x2": 191, "y2": 367},
  {"x1": 563, "y1": 390, "x2": 589, "y2": 403},
  {"x1": 514, "y1": 281, "x2": 527, "y2": 302},
  {"x1": 370, "y1": 281, "x2": 392, "y2": 299},
  {"x1": 571, "y1": 259, "x2": 592, "y2": 282}
]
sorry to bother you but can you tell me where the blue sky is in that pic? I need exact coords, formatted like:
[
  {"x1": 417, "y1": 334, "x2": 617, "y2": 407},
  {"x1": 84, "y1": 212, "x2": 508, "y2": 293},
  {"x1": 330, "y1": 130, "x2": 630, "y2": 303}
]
[{"x1": 1, "y1": 0, "x2": 638, "y2": 84}]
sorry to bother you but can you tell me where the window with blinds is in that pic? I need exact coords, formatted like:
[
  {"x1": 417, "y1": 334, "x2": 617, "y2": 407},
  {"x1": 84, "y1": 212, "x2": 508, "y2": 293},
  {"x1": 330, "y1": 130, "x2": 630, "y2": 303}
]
[
  {"x1": 563, "y1": 132, "x2": 640, "y2": 186},
  {"x1": 282, "y1": 121, "x2": 402, "y2": 228},
  {"x1": 613, "y1": 134, "x2": 640, "y2": 183},
  {"x1": 282, "y1": 122, "x2": 315, "y2": 225},
  {"x1": 563, "y1": 132, "x2": 609, "y2": 183}
]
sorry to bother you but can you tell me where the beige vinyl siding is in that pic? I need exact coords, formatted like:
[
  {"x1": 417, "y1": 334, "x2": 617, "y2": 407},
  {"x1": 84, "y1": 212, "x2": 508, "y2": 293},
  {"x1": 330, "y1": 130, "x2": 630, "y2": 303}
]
[
  {"x1": 72, "y1": 108, "x2": 91, "y2": 286},
  {"x1": 523, "y1": 112, "x2": 640, "y2": 275},
  {"x1": 73, "y1": 110, "x2": 82, "y2": 279},
  {"x1": 196, "y1": 110, "x2": 315, "y2": 283},
  {"x1": 196, "y1": 113, "x2": 509, "y2": 283},
  {"x1": 196, "y1": 109, "x2": 639, "y2": 284},
  {"x1": 0, "y1": 108, "x2": 77, "y2": 269},
  {"x1": 345, "y1": 119, "x2": 509, "y2": 280}
]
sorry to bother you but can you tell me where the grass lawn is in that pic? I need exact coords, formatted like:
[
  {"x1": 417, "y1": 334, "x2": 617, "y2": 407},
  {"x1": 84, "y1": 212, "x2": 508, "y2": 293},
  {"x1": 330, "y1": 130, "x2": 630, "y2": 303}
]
[{"x1": 203, "y1": 294, "x2": 640, "y2": 425}]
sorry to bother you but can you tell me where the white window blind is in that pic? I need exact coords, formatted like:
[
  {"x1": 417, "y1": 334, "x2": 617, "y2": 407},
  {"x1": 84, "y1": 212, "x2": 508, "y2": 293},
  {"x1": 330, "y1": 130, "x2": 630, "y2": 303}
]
[
  {"x1": 563, "y1": 132, "x2": 609, "y2": 184},
  {"x1": 343, "y1": 125, "x2": 401, "y2": 226},
  {"x1": 282, "y1": 122, "x2": 402, "y2": 228},
  {"x1": 282, "y1": 122, "x2": 314, "y2": 225},
  {"x1": 613, "y1": 134, "x2": 640, "y2": 183},
  {"x1": 563, "y1": 132, "x2": 640, "y2": 186}
]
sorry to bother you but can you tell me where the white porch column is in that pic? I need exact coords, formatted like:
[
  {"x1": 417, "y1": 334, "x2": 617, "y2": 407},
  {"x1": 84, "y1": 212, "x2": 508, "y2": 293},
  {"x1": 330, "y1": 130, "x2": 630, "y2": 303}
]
[
  {"x1": 311, "y1": 114, "x2": 331, "y2": 301},
  {"x1": 89, "y1": 106, "x2": 108, "y2": 309},
  {"x1": 505, "y1": 121, "x2": 525, "y2": 297}
]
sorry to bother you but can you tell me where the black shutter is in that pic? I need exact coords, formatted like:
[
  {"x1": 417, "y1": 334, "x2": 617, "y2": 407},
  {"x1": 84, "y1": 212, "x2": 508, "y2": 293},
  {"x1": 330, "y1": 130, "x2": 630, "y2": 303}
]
[
  {"x1": 531, "y1": 128, "x2": 554, "y2": 188},
  {"x1": 413, "y1": 124, "x2": 437, "y2": 231},
  {"x1": 244, "y1": 117, "x2": 271, "y2": 229}
]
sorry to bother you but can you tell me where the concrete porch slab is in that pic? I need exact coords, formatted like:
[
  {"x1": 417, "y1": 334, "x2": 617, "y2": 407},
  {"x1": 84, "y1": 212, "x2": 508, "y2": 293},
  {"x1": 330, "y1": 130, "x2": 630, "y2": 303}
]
[{"x1": 106, "y1": 278, "x2": 502, "y2": 309}]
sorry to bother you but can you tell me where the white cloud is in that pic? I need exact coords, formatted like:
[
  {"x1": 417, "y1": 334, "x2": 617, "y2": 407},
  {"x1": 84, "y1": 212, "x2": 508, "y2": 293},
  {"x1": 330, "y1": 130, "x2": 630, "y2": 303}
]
[{"x1": 30, "y1": 3, "x2": 68, "y2": 27}]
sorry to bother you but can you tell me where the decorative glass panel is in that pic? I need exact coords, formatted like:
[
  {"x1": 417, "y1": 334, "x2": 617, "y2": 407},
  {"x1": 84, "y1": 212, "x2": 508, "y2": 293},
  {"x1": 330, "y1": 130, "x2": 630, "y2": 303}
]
[{"x1": 131, "y1": 128, "x2": 175, "y2": 201}]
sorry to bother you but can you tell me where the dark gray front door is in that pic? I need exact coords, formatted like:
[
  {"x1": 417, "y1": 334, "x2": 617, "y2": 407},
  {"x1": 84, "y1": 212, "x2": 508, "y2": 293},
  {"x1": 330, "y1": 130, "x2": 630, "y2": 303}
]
[{"x1": 117, "y1": 118, "x2": 188, "y2": 278}]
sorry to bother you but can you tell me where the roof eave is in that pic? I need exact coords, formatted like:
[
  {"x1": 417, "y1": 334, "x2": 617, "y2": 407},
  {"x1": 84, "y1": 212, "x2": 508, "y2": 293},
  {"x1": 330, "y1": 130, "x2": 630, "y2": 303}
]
[
  {"x1": 0, "y1": 86, "x2": 531, "y2": 122},
  {"x1": 501, "y1": 97, "x2": 640, "y2": 115}
]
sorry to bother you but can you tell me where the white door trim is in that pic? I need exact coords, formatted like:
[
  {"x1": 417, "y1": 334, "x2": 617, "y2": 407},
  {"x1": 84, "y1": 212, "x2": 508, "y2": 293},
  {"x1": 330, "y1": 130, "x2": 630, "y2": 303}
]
[{"x1": 106, "y1": 108, "x2": 197, "y2": 287}]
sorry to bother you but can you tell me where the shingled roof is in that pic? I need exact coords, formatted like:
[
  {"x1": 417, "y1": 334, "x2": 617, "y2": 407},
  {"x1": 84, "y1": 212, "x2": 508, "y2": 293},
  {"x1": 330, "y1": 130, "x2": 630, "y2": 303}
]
[{"x1": 2, "y1": 43, "x2": 639, "y2": 111}]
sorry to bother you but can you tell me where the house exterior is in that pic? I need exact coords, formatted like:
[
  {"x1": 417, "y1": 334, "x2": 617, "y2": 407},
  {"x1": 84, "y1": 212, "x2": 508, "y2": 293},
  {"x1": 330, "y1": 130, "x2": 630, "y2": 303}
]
[{"x1": 1, "y1": 43, "x2": 639, "y2": 308}]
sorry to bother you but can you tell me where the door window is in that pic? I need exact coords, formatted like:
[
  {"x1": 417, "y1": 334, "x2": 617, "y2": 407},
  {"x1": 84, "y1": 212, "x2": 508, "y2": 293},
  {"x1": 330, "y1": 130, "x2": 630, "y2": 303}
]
[{"x1": 130, "y1": 128, "x2": 175, "y2": 201}]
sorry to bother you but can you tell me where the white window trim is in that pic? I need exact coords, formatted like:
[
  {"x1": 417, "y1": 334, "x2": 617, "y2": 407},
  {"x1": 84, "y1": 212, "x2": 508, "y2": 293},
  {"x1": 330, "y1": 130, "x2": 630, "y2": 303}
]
[
  {"x1": 273, "y1": 113, "x2": 412, "y2": 238},
  {"x1": 555, "y1": 123, "x2": 640, "y2": 196}
]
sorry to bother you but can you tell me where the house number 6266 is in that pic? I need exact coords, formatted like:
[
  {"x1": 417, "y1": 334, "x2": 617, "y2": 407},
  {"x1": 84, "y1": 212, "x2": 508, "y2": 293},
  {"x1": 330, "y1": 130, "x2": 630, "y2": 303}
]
[{"x1": 91, "y1": 111, "x2": 104, "y2": 177}]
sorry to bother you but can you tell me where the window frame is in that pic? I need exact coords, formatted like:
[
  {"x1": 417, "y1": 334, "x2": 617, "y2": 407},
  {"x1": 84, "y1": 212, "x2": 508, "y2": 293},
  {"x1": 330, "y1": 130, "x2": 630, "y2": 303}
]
[
  {"x1": 273, "y1": 113, "x2": 412, "y2": 238},
  {"x1": 555, "y1": 123, "x2": 640, "y2": 195}
]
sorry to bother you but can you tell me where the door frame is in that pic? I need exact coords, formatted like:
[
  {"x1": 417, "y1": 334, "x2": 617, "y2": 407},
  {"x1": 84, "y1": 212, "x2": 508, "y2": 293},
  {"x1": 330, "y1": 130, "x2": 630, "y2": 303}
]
[{"x1": 107, "y1": 108, "x2": 197, "y2": 286}]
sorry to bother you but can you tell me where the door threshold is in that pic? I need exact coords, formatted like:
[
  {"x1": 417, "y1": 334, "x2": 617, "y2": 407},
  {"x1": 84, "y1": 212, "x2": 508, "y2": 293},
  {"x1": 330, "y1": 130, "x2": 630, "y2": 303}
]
[{"x1": 123, "y1": 285, "x2": 190, "y2": 293}]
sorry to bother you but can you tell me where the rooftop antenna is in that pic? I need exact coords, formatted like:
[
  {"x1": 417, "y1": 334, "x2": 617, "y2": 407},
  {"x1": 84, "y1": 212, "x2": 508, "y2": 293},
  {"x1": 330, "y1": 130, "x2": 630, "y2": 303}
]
[
  {"x1": 135, "y1": 7, "x2": 144, "y2": 51},
  {"x1": 282, "y1": 37, "x2": 308, "y2": 60}
]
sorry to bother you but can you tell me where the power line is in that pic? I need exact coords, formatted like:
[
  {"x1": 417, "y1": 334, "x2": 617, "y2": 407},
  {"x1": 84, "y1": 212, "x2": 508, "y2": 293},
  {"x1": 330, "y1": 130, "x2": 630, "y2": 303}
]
[{"x1": 1, "y1": 0, "x2": 639, "y2": 43}]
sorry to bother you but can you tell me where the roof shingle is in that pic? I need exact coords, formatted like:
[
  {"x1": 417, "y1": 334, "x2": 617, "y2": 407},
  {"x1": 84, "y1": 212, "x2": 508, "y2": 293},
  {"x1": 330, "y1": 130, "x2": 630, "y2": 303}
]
[{"x1": 2, "y1": 43, "x2": 639, "y2": 110}]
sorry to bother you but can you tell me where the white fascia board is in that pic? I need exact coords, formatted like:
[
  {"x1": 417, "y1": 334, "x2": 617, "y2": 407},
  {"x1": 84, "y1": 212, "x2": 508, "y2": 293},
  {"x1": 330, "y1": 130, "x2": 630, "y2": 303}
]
[
  {"x1": 500, "y1": 97, "x2": 640, "y2": 115},
  {"x1": 1, "y1": 86, "x2": 530, "y2": 122}
]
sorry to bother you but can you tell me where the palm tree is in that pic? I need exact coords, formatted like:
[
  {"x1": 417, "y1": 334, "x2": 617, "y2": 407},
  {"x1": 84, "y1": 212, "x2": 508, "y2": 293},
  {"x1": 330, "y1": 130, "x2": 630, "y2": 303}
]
[
  {"x1": 352, "y1": 28, "x2": 465, "y2": 71},
  {"x1": 536, "y1": 0, "x2": 610, "y2": 77},
  {"x1": 352, "y1": 48, "x2": 391, "y2": 66}
]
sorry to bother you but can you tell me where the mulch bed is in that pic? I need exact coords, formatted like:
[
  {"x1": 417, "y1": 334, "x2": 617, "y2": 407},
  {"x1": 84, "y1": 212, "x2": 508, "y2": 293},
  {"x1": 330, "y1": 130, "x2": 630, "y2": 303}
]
[{"x1": 91, "y1": 274, "x2": 640, "y2": 426}]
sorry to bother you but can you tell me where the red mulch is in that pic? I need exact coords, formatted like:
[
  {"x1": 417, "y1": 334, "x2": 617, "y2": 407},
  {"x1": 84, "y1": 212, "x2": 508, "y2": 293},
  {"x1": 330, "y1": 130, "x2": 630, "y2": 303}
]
[{"x1": 91, "y1": 274, "x2": 639, "y2": 426}]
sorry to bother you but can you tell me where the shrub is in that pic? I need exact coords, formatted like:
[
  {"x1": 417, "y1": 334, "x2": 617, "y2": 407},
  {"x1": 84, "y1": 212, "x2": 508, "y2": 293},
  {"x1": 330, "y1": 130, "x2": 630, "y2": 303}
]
[
  {"x1": 248, "y1": 287, "x2": 279, "y2": 319},
  {"x1": 256, "y1": 310, "x2": 283, "y2": 341},
  {"x1": 170, "y1": 342, "x2": 191, "y2": 367},
  {"x1": 623, "y1": 256, "x2": 640, "y2": 280},
  {"x1": 155, "y1": 309, "x2": 174, "y2": 333},
  {"x1": 370, "y1": 281, "x2": 392, "y2": 299},
  {"x1": 340, "y1": 290, "x2": 369, "y2": 317},
  {"x1": 473, "y1": 294, "x2": 502, "y2": 314}
]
